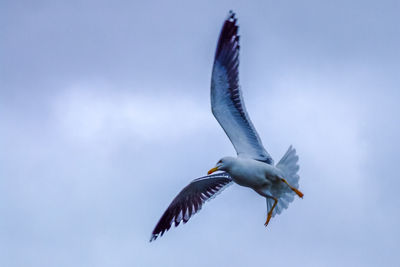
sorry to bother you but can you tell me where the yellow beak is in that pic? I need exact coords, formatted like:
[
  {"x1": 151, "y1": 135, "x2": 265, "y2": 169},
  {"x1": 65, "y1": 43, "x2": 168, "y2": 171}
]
[{"x1": 207, "y1": 166, "x2": 219, "y2": 175}]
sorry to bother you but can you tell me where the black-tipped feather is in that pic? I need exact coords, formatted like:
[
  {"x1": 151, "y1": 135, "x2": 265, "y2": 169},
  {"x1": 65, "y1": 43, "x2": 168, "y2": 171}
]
[
  {"x1": 211, "y1": 11, "x2": 273, "y2": 164},
  {"x1": 150, "y1": 173, "x2": 232, "y2": 242}
]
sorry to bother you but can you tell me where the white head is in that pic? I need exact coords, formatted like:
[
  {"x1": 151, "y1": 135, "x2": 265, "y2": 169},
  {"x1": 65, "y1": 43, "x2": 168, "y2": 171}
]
[{"x1": 207, "y1": 156, "x2": 236, "y2": 174}]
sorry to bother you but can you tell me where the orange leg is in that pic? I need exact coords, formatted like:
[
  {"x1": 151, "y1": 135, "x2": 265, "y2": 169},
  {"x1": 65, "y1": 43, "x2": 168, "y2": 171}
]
[
  {"x1": 265, "y1": 197, "x2": 278, "y2": 227},
  {"x1": 281, "y1": 178, "x2": 304, "y2": 198}
]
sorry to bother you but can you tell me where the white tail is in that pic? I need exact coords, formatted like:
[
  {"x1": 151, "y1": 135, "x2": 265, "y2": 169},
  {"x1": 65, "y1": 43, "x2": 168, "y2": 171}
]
[
  {"x1": 277, "y1": 145, "x2": 300, "y2": 188},
  {"x1": 266, "y1": 145, "x2": 300, "y2": 217}
]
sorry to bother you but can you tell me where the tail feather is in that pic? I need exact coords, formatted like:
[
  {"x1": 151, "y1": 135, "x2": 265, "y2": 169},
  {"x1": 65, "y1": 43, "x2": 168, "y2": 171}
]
[
  {"x1": 266, "y1": 145, "x2": 300, "y2": 218},
  {"x1": 277, "y1": 145, "x2": 300, "y2": 188}
]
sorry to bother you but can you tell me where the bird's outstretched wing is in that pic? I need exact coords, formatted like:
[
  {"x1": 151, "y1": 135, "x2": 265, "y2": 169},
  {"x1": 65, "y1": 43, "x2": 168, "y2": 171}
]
[
  {"x1": 150, "y1": 173, "x2": 232, "y2": 242},
  {"x1": 211, "y1": 11, "x2": 273, "y2": 164}
]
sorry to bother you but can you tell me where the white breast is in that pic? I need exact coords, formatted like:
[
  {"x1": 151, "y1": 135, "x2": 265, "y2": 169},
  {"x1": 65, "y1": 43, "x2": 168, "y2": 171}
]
[{"x1": 228, "y1": 157, "x2": 279, "y2": 188}]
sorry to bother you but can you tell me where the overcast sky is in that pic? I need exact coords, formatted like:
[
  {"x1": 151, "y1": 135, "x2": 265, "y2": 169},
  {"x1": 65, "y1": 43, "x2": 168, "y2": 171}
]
[{"x1": 1, "y1": 1, "x2": 399, "y2": 266}]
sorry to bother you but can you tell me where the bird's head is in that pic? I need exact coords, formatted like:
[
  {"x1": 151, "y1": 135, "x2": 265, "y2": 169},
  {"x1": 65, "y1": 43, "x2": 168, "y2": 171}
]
[{"x1": 207, "y1": 156, "x2": 235, "y2": 174}]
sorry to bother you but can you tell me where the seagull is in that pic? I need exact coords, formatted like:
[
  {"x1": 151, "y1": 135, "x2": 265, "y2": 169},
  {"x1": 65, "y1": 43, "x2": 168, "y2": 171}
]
[{"x1": 150, "y1": 11, "x2": 303, "y2": 242}]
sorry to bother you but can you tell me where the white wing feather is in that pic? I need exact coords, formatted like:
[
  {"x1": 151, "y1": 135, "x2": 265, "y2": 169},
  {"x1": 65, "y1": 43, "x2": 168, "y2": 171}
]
[{"x1": 211, "y1": 12, "x2": 273, "y2": 164}]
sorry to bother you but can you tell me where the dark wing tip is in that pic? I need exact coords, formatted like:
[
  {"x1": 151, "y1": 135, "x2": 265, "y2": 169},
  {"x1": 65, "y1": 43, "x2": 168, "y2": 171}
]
[
  {"x1": 215, "y1": 11, "x2": 239, "y2": 61},
  {"x1": 228, "y1": 10, "x2": 236, "y2": 20},
  {"x1": 150, "y1": 232, "x2": 161, "y2": 242},
  {"x1": 149, "y1": 235, "x2": 157, "y2": 242}
]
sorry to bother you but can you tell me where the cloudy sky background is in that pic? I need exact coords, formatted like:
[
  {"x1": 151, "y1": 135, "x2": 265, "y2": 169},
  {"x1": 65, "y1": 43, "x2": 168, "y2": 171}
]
[{"x1": 1, "y1": 0, "x2": 399, "y2": 266}]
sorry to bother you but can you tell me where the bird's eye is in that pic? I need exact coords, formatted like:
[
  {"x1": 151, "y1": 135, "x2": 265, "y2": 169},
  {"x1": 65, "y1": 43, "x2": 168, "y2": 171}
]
[{"x1": 217, "y1": 160, "x2": 222, "y2": 164}]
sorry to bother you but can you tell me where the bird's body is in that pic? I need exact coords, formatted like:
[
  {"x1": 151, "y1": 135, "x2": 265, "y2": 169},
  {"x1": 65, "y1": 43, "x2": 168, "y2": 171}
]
[
  {"x1": 150, "y1": 11, "x2": 303, "y2": 242},
  {"x1": 218, "y1": 157, "x2": 279, "y2": 188}
]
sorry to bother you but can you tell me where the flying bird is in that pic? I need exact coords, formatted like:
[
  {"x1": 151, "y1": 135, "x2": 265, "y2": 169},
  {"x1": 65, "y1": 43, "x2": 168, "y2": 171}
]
[{"x1": 150, "y1": 11, "x2": 303, "y2": 242}]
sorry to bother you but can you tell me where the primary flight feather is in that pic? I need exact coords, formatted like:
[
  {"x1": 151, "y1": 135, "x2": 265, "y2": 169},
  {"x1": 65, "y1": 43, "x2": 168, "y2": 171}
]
[{"x1": 150, "y1": 11, "x2": 303, "y2": 242}]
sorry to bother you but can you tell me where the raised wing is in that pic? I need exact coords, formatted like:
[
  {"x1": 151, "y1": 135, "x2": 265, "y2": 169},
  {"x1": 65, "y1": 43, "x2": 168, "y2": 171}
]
[
  {"x1": 211, "y1": 11, "x2": 273, "y2": 164},
  {"x1": 150, "y1": 173, "x2": 232, "y2": 242}
]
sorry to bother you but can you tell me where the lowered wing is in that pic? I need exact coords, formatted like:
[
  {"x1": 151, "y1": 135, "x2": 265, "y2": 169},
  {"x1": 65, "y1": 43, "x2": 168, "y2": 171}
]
[{"x1": 150, "y1": 172, "x2": 233, "y2": 241}]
